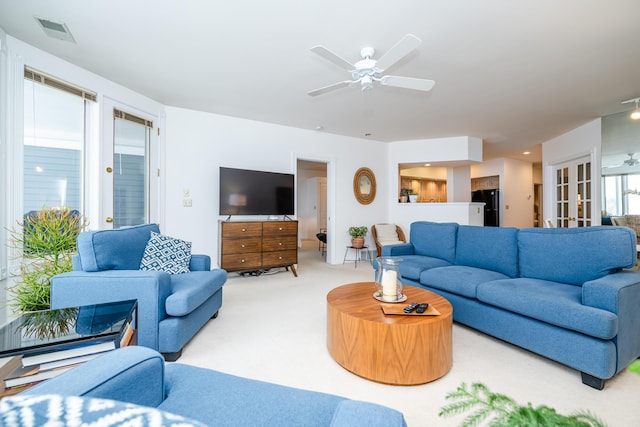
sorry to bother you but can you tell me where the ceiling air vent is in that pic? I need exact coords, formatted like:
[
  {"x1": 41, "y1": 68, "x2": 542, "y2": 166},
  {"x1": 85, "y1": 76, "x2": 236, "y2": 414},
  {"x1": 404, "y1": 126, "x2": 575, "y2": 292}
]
[{"x1": 35, "y1": 16, "x2": 76, "y2": 43}]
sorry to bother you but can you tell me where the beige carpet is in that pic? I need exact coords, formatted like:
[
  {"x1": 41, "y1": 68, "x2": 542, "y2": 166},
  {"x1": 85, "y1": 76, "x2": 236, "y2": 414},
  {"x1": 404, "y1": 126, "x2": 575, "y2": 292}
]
[{"x1": 179, "y1": 241, "x2": 638, "y2": 426}]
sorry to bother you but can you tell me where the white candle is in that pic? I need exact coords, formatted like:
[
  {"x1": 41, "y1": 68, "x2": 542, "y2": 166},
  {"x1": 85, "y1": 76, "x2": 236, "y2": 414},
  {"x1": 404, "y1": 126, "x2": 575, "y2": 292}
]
[{"x1": 381, "y1": 269, "x2": 397, "y2": 301}]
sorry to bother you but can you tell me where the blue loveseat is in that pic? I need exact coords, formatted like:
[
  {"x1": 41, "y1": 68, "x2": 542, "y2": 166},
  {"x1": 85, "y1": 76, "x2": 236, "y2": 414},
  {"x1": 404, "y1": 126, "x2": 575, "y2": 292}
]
[
  {"x1": 1, "y1": 347, "x2": 406, "y2": 426},
  {"x1": 377, "y1": 221, "x2": 640, "y2": 389},
  {"x1": 50, "y1": 224, "x2": 227, "y2": 361}
]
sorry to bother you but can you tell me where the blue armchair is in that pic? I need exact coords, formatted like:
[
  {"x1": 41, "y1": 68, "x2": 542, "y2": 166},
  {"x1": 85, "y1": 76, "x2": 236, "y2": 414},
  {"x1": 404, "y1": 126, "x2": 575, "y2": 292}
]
[{"x1": 50, "y1": 224, "x2": 227, "y2": 361}]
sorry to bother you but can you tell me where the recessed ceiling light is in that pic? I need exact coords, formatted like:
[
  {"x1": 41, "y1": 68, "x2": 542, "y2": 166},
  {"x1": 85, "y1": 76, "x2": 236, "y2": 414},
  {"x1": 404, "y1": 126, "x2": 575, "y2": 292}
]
[
  {"x1": 34, "y1": 16, "x2": 76, "y2": 43},
  {"x1": 424, "y1": 163, "x2": 431, "y2": 167},
  {"x1": 523, "y1": 151, "x2": 531, "y2": 155}
]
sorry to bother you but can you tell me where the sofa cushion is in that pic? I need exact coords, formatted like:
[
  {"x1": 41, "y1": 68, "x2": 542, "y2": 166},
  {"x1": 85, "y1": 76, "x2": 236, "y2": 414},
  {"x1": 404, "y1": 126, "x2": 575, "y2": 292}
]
[
  {"x1": 140, "y1": 231, "x2": 192, "y2": 274},
  {"x1": 455, "y1": 225, "x2": 519, "y2": 277},
  {"x1": 517, "y1": 226, "x2": 636, "y2": 285},
  {"x1": 393, "y1": 255, "x2": 451, "y2": 281},
  {"x1": 165, "y1": 271, "x2": 225, "y2": 317},
  {"x1": 375, "y1": 223, "x2": 400, "y2": 240},
  {"x1": 420, "y1": 265, "x2": 511, "y2": 298},
  {"x1": 76, "y1": 223, "x2": 160, "y2": 272},
  {"x1": 409, "y1": 221, "x2": 458, "y2": 263},
  {"x1": 477, "y1": 278, "x2": 618, "y2": 340},
  {"x1": 0, "y1": 394, "x2": 207, "y2": 427}
]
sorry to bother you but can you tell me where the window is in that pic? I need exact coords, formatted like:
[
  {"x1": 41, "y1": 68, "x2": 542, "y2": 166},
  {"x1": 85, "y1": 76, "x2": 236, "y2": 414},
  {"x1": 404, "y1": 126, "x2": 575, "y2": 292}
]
[
  {"x1": 602, "y1": 174, "x2": 640, "y2": 216},
  {"x1": 23, "y1": 68, "x2": 95, "y2": 215}
]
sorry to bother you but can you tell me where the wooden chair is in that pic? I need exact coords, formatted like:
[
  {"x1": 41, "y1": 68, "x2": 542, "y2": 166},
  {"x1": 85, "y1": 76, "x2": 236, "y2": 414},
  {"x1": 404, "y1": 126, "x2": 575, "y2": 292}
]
[{"x1": 371, "y1": 224, "x2": 406, "y2": 257}]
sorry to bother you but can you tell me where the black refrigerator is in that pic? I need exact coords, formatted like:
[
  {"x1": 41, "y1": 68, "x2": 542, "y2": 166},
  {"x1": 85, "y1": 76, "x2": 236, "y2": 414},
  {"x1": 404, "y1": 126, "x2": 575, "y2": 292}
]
[{"x1": 472, "y1": 189, "x2": 500, "y2": 227}]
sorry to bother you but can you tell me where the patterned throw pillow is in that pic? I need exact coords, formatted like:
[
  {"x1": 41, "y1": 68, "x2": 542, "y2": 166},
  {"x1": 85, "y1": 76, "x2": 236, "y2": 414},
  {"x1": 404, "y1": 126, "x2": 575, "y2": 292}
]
[
  {"x1": 139, "y1": 231, "x2": 192, "y2": 274},
  {"x1": 0, "y1": 394, "x2": 208, "y2": 427}
]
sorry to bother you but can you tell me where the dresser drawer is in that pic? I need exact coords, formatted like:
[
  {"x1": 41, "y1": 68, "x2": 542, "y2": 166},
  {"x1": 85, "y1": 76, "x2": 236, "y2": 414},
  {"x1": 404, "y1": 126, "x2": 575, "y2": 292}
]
[
  {"x1": 221, "y1": 222, "x2": 262, "y2": 238},
  {"x1": 221, "y1": 253, "x2": 262, "y2": 271},
  {"x1": 263, "y1": 221, "x2": 297, "y2": 236},
  {"x1": 222, "y1": 238, "x2": 261, "y2": 254},
  {"x1": 262, "y1": 236, "x2": 297, "y2": 252},
  {"x1": 262, "y1": 250, "x2": 297, "y2": 267}
]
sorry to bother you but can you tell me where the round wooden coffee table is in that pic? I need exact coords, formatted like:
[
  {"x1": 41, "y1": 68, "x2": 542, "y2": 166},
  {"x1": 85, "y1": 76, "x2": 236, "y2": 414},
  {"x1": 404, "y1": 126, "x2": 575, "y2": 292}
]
[{"x1": 326, "y1": 282, "x2": 452, "y2": 385}]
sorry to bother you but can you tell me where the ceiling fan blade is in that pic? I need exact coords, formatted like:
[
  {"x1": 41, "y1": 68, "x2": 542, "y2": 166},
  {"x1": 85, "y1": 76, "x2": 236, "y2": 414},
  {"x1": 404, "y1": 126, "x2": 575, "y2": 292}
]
[
  {"x1": 375, "y1": 34, "x2": 422, "y2": 72},
  {"x1": 310, "y1": 46, "x2": 355, "y2": 71},
  {"x1": 307, "y1": 81, "x2": 352, "y2": 97},
  {"x1": 380, "y1": 75, "x2": 435, "y2": 92}
]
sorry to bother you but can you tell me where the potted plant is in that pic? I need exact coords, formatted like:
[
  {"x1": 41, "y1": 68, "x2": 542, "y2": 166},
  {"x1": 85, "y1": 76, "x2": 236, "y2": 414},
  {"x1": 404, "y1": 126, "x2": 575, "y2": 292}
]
[
  {"x1": 439, "y1": 382, "x2": 606, "y2": 426},
  {"x1": 6, "y1": 207, "x2": 87, "y2": 314},
  {"x1": 408, "y1": 189, "x2": 418, "y2": 203},
  {"x1": 348, "y1": 226, "x2": 368, "y2": 249}
]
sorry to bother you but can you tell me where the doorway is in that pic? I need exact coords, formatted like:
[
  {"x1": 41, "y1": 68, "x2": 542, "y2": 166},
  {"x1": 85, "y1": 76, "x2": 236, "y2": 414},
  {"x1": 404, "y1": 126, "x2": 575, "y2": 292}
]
[{"x1": 296, "y1": 159, "x2": 328, "y2": 261}]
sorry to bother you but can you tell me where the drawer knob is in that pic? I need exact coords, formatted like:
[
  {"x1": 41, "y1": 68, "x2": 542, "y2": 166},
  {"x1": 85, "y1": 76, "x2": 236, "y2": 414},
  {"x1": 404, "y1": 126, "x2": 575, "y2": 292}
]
[
  {"x1": 278, "y1": 242, "x2": 282, "y2": 246},
  {"x1": 278, "y1": 256, "x2": 282, "y2": 260},
  {"x1": 242, "y1": 228, "x2": 246, "y2": 232},
  {"x1": 279, "y1": 227, "x2": 283, "y2": 231},
  {"x1": 241, "y1": 244, "x2": 245, "y2": 248},
  {"x1": 241, "y1": 259, "x2": 245, "y2": 263}
]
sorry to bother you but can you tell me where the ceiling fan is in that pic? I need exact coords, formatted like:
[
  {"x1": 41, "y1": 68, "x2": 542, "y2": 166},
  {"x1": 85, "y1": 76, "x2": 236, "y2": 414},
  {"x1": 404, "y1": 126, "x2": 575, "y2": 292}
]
[
  {"x1": 623, "y1": 153, "x2": 639, "y2": 166},
  {"x1": 307, "y1": 34, "x2": 435, "y2": 97}
]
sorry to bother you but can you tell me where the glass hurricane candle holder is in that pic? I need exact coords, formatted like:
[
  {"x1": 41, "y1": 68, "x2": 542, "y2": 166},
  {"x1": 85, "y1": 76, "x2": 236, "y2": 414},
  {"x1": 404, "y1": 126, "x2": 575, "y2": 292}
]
[{"x1": 374, "y1": 257, "x2": 404, "y2": 302}]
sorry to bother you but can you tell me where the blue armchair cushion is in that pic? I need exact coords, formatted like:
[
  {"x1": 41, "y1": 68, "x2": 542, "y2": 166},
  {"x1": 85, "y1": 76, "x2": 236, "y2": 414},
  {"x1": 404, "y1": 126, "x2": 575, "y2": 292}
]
[
  {"x1": 76, "y1": 223, "x2": 160, "y2": 272},
  {"x1": 140, "y1": 231, "x2": 192, "y2": 274},
  {"x1": 0, "y1": 394, "x2": 206, "y2": 427}
]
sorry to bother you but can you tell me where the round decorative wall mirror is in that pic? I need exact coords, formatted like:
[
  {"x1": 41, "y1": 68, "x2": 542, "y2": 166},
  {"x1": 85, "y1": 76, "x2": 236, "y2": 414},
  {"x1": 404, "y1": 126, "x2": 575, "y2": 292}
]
[{"x1": 353, "y1": 167, "x2": 376, "y2": 205}]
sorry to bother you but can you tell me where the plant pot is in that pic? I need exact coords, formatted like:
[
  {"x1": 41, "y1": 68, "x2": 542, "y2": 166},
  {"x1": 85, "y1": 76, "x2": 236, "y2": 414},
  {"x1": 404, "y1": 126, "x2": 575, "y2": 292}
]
[
  {"x1": 400, "y1": 196, "x2": 408, "y2": 203},
  {"x1": 351, "y1": 236, "x2": 365, "y2": 248},
  {"x1": 409, "y1": 195, "x2": 418, "y2": 203}
]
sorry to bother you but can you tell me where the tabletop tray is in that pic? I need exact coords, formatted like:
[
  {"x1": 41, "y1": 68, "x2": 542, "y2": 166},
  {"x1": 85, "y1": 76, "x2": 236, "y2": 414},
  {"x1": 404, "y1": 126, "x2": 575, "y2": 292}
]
[{"x1": 380, "y1": 303, "x2": 440, "y2": 316}]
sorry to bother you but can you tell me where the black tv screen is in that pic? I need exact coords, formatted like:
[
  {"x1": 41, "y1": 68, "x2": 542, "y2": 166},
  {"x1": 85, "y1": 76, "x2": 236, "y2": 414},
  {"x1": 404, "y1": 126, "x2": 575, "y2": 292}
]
[{"x1": 219, "y1": 167, "x2": 294, "y2": 216}]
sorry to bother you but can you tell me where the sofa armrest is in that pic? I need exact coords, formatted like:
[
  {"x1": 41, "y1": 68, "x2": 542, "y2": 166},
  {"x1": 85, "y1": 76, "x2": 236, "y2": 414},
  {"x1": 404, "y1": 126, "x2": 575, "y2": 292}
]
[
  {"x1": 189, "y1": 254, "x2": 211, "y2": 271},
  {"x1": 382, "y1": 243, "x2": 415, "y2": 256},
  {"x1": 51, "y1": 270, "x2": 173, "y2": 350},
  {"x1": 330, "y1": 400, "x2": 406, "y2": 427},
  {"x1": 583, "y1": 270, "x2": 640, "y2": 371},
  {"x1": 23, "y1": 347, "x2": 166, "y2": 408}
]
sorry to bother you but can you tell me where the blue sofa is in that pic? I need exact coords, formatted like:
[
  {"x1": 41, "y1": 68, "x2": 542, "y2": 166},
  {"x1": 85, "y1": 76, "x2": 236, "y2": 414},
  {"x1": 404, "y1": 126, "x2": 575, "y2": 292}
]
[
  {"x1": 377, "y1": 221, "x2": 640, "y2": 389},
  {"x1": 2, "y1": 347, "x2": 406, "y2": 426},
  {"x1": 50, "y1": 224, "x2": 227, "y2": 361}
]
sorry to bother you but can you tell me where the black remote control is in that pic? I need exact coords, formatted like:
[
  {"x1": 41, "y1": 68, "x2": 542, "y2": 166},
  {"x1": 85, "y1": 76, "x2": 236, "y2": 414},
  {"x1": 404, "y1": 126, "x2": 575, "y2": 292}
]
[
  {"x1": 403, "y1": 302, "x2": 419, "y2": 313},
  {"x1": 416, "y1": 303, "x2": 429, "y2": 313}
]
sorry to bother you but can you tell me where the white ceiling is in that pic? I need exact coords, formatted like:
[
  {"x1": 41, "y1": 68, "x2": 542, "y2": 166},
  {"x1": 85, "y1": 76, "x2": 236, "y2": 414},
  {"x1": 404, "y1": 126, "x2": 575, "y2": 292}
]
[{"x1": 2, "y1": 0, "x2": 640, "y2": 163}]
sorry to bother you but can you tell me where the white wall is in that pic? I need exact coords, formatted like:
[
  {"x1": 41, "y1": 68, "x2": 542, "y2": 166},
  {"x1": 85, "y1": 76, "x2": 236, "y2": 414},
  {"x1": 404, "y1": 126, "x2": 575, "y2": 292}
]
[
  {"x1": 542, "y1": 119, "x2": 601, "y2": 224},
  {"x1": 164, "y1": 107, "x2": 389, "y2": 265}
]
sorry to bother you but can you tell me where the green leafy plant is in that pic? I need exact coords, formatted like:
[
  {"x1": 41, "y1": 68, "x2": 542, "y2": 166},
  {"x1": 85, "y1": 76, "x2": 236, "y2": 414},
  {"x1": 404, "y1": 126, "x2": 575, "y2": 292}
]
[
  {"x1": 439, "y1": 382, "x2": 606, "y2": 427},
  {"x1": 348, "y1": 226, "x2": 368, "y2": 237},
  {"x1": 629, "y1": 360, "x2": 640, "y2": 375},
  {"x1": 6, "y1": 207, "x2": 87, "y2": 313}
]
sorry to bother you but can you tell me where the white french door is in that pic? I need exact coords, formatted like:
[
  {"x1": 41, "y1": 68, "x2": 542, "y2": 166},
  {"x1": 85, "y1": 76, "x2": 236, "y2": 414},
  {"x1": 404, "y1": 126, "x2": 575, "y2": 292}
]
[
  {"x1": 101, "y1": 102, "x2": 159, "y2": 229},
  {"x1": 552, "y1": 156, "x2": 592, "y2": 228}
]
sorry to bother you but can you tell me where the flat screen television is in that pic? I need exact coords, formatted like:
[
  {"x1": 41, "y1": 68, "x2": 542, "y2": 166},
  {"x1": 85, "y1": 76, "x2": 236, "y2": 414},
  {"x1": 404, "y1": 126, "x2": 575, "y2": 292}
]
[{"x1": 219, "y1": 167, "x2": 294, "y2": 216}]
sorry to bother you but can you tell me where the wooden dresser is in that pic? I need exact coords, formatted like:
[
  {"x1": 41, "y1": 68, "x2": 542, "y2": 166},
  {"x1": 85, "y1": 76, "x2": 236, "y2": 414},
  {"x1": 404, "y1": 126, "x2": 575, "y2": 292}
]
[{"x1": 220, "y1": 220, "x2": 298, "y2": 276}]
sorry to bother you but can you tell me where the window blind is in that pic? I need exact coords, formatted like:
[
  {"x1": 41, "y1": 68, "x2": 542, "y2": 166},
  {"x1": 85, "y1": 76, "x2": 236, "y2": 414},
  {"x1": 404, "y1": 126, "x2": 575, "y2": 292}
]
[
  {"x1": 24, "y1": 66, "x2": 97, "y2": 102},
  {"x1": 113, "y1": 109, "x2": 153, "y2": 129}
]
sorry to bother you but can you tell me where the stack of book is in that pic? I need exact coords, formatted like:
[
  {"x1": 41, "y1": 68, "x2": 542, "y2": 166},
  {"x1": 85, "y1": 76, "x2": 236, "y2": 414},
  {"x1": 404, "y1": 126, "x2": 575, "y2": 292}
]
[{"x1": 0, "y1": 340, "x2": 116, "y2": 397}]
